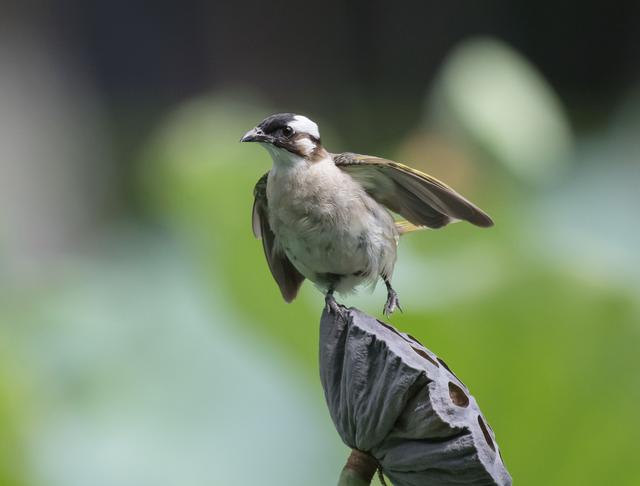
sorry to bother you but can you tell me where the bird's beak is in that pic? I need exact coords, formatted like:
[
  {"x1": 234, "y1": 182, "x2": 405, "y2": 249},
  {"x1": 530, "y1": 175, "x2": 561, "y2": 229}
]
[{"x1": 240, "y1": 127, "x2": 270, "y2": 143}]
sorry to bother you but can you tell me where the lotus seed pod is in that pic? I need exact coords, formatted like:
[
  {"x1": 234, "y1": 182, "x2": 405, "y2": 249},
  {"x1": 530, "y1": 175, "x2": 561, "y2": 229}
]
[{"x1": 320, "y1": 308, "x2": 511, "y2": 486}]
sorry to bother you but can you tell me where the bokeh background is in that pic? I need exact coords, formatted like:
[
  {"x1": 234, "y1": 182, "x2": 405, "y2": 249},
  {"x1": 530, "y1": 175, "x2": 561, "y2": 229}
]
[{"x1": 1, "y1": 2, "x2": 639, "y2": 485}]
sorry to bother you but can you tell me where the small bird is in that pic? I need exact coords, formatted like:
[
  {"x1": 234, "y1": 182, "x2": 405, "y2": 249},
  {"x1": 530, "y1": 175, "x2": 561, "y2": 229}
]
[{"x1": 241, "y1": 113, "x2": 493, "y2": 316}]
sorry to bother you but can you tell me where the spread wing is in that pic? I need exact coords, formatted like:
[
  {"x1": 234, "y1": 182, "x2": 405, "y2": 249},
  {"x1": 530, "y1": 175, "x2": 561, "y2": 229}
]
[
  {"x1": 252, "y1": 172, "x2": 305, "y2": 302},
  {"x1": 334, "y1": 153, "x2": 494, "y2": 229}
]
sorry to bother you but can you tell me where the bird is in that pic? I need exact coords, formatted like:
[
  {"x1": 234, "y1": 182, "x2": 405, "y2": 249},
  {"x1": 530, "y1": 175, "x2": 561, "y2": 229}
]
[{"x1": 241, "y1": 113, "x2": 493, "y2": 316}]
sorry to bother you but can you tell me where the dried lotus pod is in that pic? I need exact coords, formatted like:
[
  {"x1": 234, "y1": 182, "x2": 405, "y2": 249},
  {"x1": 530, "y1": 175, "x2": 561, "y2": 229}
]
[{"x1": 320, "y1": 307, "x2": 511, "y2": 486}]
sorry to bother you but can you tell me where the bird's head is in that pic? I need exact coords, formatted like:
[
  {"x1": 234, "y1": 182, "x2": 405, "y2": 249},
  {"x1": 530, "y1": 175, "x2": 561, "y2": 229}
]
[{"x1": 241, "y1": 113, "x2": 326, "y2": 164}]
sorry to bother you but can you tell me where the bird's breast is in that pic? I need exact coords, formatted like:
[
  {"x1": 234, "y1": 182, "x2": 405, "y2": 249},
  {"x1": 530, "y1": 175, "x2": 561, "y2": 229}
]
[
  {"x1": 267, "y1": 159, "x2": 371, "y2": 235},
  {"x1": 266, "y1": 159, "x2": 397, "y2": 286}
]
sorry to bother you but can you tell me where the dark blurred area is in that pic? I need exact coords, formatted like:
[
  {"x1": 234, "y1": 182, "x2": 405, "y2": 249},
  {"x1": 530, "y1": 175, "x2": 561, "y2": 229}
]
[
  {"x1": 1, "y1": 2, "x2": 639, "y2": 486},
  {"x1": 7, "y1": 0, "x2": 640, "y2": 160}
]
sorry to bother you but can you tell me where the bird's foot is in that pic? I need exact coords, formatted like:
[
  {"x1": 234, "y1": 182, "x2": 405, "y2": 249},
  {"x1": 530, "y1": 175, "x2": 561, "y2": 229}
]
[
  {"x1": 325, "y1": 292, "x2": 346, "y2": 319},
  {"x1": 383, "y1": 288, "x2": 402, "y2": 317}
]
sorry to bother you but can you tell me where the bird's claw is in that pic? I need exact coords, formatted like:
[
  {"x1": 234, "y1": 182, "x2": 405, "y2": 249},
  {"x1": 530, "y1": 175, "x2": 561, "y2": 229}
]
[
  {"x1": 383, "y1": 290, "x2": 402, "y2": 317},
  {"x1": 325, "y1": 293, "x2": 346, "y2": 319}
]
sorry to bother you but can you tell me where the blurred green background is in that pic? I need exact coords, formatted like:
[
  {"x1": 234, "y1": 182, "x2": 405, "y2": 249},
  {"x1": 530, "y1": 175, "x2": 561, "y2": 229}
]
[{"x1": 1, "y1": 2, "x2": 639, "y2": 485}]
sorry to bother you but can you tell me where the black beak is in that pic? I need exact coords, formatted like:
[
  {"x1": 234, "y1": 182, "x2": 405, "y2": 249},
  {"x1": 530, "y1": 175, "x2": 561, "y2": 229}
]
[{"x1": 240, "y1": 127, "x2": 270, "y2": 143}]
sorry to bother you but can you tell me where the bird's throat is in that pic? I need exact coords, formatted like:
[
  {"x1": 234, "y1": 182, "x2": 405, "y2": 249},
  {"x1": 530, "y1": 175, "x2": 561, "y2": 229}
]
[{"x1": 262, "y1": 143, "x2": 307, "y2": 169}]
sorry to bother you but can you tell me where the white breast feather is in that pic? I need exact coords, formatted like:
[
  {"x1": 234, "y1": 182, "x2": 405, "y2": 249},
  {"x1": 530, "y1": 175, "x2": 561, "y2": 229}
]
[{"x1": 266, "y1": 157, "x2": 398, "y2": 293}]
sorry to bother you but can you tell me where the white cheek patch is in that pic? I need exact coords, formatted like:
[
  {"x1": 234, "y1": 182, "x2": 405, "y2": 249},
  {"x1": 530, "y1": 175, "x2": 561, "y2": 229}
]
[
  {"x1": 296, "y1": 137, "x2": 317, "y2": 156},
  {"x1": 290, "y1": 115, "x2": 320, "y2": 139}
]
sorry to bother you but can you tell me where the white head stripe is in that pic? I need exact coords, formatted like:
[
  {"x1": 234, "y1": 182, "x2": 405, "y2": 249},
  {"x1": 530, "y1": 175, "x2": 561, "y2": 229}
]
[{"x1": 290, "y1": 115, "x2": 320, "y2": 139}]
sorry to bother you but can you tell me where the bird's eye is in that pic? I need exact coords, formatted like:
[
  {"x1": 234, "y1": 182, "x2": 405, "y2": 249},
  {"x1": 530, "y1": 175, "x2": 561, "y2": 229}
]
[{"x1": 282, "y1": 126, "x2": 294, "y2": 138}]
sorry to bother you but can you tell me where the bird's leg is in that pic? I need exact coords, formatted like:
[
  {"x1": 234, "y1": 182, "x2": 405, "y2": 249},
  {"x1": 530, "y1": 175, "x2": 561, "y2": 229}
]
[
  {"x1": 383, "y1": 276, "x2": 402, "y2": 316},
  {"x1": 325, "y1": 287, "x2": 344, "y2": 318}
]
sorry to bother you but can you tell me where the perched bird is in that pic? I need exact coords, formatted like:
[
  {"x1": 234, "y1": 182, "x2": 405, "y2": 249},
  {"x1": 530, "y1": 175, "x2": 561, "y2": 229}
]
[{"x1": 241, "y1": 113, "x2": 493, "y2": 316}]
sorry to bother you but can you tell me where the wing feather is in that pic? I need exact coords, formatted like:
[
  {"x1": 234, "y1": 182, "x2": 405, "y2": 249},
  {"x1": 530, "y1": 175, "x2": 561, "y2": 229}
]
[
  {"x1": 394, "y1": 220, "x2": 426, "y2": 235},
  {"x1": 253, "y1": 172, "x2": 305, "y2": 302},
  {"x1": 334, "y1": 153, "x2": 494, "y2": 228}
]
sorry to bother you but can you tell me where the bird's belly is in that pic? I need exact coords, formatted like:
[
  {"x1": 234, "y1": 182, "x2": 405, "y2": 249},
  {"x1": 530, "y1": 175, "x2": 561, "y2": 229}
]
[{"x1": 271, "y1": 198, "x2": 397, "y2": 292}]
